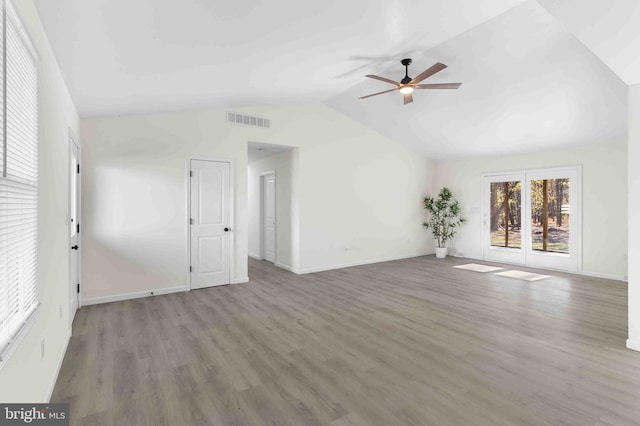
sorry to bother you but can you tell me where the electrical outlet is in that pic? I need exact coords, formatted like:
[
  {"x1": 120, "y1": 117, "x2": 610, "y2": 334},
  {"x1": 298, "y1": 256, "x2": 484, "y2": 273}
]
[
  {"x1": 345, "y1": 244, "x2": 349, "y2": 251},
  {"x1": 59, "y1": 304, "x2": 63, "y2": 319},
  {"x1": 41, "y1": 338, "x2": 45, "y2": 360}
]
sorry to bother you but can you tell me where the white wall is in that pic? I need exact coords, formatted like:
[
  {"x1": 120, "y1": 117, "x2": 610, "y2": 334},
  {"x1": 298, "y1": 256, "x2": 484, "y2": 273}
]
[
  {"x1": 295, "y1": 128, "x2": 435, "y2": 272},
  {"x1": 80, "y1": 111, "x2": 251, "y2": 300},
  {"x1": 0, "y1": 0, "x2": 80, "y2": 402},
  {"x1": 243, "y1": 104, "x2": 438, "y2": 273},
  {"x1": 80, "y1": 104, "x2": 436, "y2": 300},
  {"x1": 248, "y1": 149, "x2": 297, "y2": 269},
  {"x1": 436, "y1": 141, "x2": 628, "y2": 280},
  {"x1": 628, "y1": 85, "x2": 640, "y2": 351}
]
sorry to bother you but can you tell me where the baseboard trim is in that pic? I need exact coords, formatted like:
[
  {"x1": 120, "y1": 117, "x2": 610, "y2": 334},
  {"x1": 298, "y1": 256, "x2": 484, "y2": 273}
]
[
  {"x1": 231, "y1": 276, "x2": 249, "y2": 284},
  {"x1": 285, "y1": 252, "x2": 433, "y2": 275},
  {"x1": 274, "y1": 262, "x2": 297, "y2": 273},
  {"x1": 580, "y1": 270, "x2": 626, "y2": 282},
  {"x1": 626, "y1": 339, "x2": 640, "y2": 352},
  {"x1": 248, "y1": 253, "x2": 261, "y2": 260},
  {"x1": 82, "y1": 286, "x2": 187, "y2": 306},
  {"x1": 47, "y1": 328, "x2": 71, "y2": 402}
]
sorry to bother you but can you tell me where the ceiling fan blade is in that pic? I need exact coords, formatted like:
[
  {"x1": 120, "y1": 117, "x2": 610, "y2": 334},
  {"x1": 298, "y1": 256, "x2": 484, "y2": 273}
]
[
  {"x1": 415, "y1": 83, "x2": 461, "y2": 90},
  {"x1": 403, "y1": 92, "x2": 413, "y2": 105},
  {"x1": 409, "y1": 62, "x2": 447, "y2": 85},
  {"x1": 359, "y1": 88, "x2": 398, "y2": 99},
  {"x1": 365, "y1": 75, "x2": 400, "y2": 86}
]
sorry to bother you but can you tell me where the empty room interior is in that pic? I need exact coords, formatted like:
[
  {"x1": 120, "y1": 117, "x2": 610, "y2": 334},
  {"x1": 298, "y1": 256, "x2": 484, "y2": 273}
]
[{"x1": 2, "y1": 0, "x2": 640, "y2": 424}]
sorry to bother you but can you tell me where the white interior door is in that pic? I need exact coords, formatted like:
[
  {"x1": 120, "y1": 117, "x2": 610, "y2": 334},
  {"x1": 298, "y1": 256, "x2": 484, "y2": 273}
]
[
  {"x1": 190, "y1": 160, "x2": 231, "y2": 289},
  {"x1": 262, "y1": 172, "x2": 276, "y2": 263},
  {"x1": 483, "y1": 167, "x2": 581, "y2": 272},
  {"x1": 69, "y1": 137, "x2": 80, "y2": 324}
]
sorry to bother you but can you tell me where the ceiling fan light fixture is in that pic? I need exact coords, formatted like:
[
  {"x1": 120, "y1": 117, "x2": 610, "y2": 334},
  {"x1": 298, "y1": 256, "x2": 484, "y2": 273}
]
[
  {"x1": 399, "y1": 85, "x2": 414, "y2": 94},
  {"x1": 360, "y1": 60, "x2": 459, "y2": 104}
]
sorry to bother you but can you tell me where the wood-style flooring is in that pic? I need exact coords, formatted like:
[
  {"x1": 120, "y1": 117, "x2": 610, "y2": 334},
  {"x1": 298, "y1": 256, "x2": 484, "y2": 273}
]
[{"x1": 52, "y1": 256, "x2": 640, "y2": 425}]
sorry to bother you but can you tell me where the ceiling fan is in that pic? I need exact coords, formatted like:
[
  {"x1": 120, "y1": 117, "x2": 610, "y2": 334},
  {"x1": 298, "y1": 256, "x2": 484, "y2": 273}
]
[{"x1": 359, "y1": 59, "x2": 461, "y2": 105}]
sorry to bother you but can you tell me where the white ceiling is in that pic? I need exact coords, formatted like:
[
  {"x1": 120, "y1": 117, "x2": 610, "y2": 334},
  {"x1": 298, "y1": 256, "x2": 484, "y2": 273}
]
[
  {"x1": 33, "y1": 0, "x2": 631, "y2": 162},
  {"x1": 537, "y1": 0, "x2": 640, "y2": 85},
  {"x1": 327, "y1": 1, "x2": 628, "y2": 161},
  {"x1": 248, "y1": 142, "x2": 293, "y2": 164},
  {"x1": 33, "y1": 0, "x2": 524, "y2": 117}
]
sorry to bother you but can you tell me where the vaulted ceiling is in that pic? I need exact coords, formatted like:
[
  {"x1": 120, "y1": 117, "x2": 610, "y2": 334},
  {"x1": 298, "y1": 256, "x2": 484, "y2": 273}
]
[
  {"x1": 33, "y1": 0, "x2": 634, "y2": 161},
  {"x1": 327, "y1": 1, "x2": 627, "y2": 161}
]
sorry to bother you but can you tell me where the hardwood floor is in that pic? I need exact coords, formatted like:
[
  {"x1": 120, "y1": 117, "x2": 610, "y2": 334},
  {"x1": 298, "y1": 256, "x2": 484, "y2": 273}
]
[{"x1": 52, "y1": 256, "x2": 640, "y2": 425}]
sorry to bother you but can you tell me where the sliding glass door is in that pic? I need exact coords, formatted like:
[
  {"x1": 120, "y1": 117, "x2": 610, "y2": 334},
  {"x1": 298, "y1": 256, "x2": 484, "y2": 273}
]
[{"x1": 483, "y1": 167, "x2": 580, "y2": 272}]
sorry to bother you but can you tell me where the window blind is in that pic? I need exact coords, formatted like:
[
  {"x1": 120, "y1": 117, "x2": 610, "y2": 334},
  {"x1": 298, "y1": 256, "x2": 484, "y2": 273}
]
[{"x1": 0, "y1": 0, "x2": 39, "y2": 363}]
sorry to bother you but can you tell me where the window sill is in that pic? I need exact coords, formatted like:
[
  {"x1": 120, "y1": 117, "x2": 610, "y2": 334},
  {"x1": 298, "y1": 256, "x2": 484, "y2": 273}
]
[{"x1": 0, "y1": 303, "x2": 41, "y2": 370}]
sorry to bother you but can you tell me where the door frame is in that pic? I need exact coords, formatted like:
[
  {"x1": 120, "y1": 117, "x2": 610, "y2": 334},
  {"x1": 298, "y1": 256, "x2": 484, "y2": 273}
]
[
  {"x1": 481, "y1": 165, "x2": 582, "y2": 273},
  {"x1": 68, "y1": 129, "x2": 82, "y2": 320},
  {"x1": 259, "y1": 170, "x2": 276, "y2": 261},
  {"x1": 186, "y1": 157, "x2": 235, "y2": 291}
]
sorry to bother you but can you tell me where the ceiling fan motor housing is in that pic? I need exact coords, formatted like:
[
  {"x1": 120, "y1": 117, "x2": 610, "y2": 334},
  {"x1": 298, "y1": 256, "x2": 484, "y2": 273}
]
[{"x1": 401, "y1": 58, "x2": 412, "y2": 84}]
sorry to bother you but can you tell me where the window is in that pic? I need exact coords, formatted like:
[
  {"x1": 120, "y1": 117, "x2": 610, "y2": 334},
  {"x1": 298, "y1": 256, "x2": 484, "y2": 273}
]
[{"x1": 0, "y1": 0, "x2": 39, "y2": 365}]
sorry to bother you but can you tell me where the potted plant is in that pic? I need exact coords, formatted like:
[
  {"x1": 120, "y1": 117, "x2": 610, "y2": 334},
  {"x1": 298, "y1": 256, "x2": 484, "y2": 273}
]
[{"x1": 422, "y1": 187, "x2": 466, "y2": 258}]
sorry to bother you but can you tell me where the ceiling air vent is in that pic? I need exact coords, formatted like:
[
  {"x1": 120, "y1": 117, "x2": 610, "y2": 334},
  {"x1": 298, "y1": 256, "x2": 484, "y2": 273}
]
[{"x1": 226, "y1": 112, "x2": 270, "y2": 129}]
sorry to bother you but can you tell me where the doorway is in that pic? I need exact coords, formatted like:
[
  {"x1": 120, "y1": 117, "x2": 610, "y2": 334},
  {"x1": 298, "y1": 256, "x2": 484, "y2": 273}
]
[
  {"x1": 247, "y1": 141, "x2": 296, "y2": 271},
  {"x1": 188, "y1": 159, "x2": 233, "y2": 289},
  {"x1": 482, "y1": 167, "x2": 581, "y2": 272},
  {"x1": 261, "y1": 172, "x2": 276, "y2": 263},
  {"x1": 69, "y1": 134, "x2": 81, "y2": 325}
]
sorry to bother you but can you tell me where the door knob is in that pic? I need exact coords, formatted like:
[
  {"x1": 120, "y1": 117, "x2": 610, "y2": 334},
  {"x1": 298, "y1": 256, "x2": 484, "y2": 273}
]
[
  {"x1": 224, "y1": 227, "x2": 230, "y2": 232},
  {"x1": 71, "y1": 245, "x2": 79, "y2": 250}
]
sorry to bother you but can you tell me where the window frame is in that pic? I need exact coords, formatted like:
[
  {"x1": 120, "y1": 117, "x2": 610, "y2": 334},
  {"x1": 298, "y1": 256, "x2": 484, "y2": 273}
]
[{"x1": 0, "y1": 0, "x2": 40, "y2": 369}]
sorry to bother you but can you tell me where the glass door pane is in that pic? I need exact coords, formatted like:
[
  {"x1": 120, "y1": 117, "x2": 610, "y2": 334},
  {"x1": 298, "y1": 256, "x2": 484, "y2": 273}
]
[
  {"x1": 483, "y1": 173, "x2": 526, "y2": 265},
  {"x1": 490, "y1": 181, "x2": 522, "y2": 249},
  {"x1": 525, "y1": 168, "x2": 579, "y2": 272},
  {"x1": 530, "y1": 178, "x2": 569, "y2": 254}
]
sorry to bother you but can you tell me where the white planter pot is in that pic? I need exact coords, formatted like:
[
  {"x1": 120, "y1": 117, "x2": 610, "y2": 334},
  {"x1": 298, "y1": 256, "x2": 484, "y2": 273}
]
[{"x1": 435, "y1": 247, "x2": 448, "y2": 259}]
